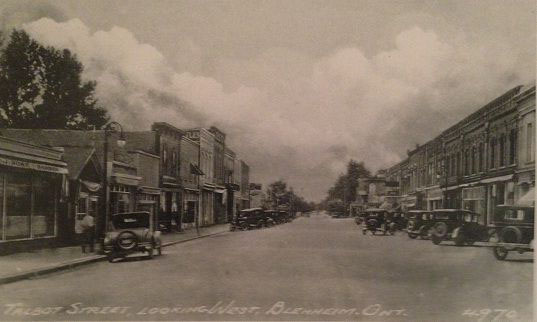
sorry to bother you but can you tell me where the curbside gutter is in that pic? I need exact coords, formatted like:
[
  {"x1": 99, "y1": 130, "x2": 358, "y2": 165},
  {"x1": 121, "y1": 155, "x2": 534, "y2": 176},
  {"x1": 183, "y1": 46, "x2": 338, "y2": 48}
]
[{"x1": 0, "y1": 229, "x2": 228, "y2": 286}]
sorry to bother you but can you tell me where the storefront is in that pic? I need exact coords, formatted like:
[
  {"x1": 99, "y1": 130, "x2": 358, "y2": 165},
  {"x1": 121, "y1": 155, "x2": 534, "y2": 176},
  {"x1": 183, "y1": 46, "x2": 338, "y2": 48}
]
[
  {"x1": 183, "y1": 188, "x2": 199, "y2": 228},
  {"x1": 482, "y1": 175, "x2": 515, "y2": 225},
  {"x1": 201, "y1": 186, "x2": 214, "y2": 226},
  {"x1": 444, "y1": 186, "x2": 461, "y2": 209},
  {"x1": 400, "y1": 195, "x2": 417, "y2": 211},
  {"x1": 425, "y1": 187, "x2": 443, "y2": 210},
  {"x1": 462, "y1": 186, "x2": 486, "y2": 225},
  {"x1": 0, "y1": 136, "x2": 68, "y2": 253}
]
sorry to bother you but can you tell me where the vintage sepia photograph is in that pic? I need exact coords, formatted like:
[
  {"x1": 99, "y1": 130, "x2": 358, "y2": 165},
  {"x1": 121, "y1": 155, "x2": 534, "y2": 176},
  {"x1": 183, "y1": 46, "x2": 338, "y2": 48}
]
[{"x1": 0, "y1": 1, "x2": 534, "y2": 321}]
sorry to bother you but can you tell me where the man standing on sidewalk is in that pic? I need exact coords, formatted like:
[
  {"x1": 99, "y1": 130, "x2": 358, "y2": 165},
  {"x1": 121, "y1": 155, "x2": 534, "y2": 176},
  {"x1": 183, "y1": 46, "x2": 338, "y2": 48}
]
[{"x1": 80, "y1": 213, "x2": 95, "y2": 253}]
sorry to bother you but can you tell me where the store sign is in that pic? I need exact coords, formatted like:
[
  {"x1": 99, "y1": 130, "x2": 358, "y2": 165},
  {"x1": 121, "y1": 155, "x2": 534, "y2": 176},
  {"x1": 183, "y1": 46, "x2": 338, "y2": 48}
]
[{"x1": 0, "y1": 156, "x2": 67, "y2": 174}]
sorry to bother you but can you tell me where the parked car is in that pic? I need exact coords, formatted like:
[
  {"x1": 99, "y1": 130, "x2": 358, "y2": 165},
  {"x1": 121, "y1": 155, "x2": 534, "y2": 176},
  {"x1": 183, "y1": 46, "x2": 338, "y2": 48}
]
[
  {"x1": 331, "y1": 212, "x2": 348, "y2": 218},
  {"x1": 104, "y1": 211, "x2": 162, "y2": 262},
  {"x1": 489, "y1": 205, "x2": 534, "y2": 260},
  {"x1": 230, "y1": 208, "x2": 266, "y2": 231},
  {"x1": 406, "y1": 210, "x2": 434, "y2": 239},
  {"x1": 429, "y1": 209, "x2": 492, "y2": 246},
  {"x1": 263, "y1": 210, "x2": 277, "y2": 226},
  {"x1": 354, "y1": 212, "x2": 367, "y2": 225},
  {"x1": 362, "y1": 208, "x2": 396, "y2": 235}
]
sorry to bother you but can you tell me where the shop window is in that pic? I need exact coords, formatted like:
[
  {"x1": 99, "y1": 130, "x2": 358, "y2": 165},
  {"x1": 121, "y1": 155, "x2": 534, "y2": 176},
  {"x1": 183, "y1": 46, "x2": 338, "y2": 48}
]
[
  {"x1": 499, "y1": 135, "x2": 505, "y2": 167},
  {"x1": 509, "y1": 129, "x2": 516, "y2": 165},
  {"x1": 5, "y1": 174, "x2": 32, "y2": 240},
  {"x1": 32, "y1": 176, "x2": 56, "y2": 237}
]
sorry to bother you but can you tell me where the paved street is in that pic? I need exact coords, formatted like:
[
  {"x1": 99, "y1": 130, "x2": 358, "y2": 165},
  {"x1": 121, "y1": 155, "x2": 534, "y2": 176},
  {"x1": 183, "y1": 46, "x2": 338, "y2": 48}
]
[{"x1": 0, "y1": 212, "x2": 532, "y2": 321}]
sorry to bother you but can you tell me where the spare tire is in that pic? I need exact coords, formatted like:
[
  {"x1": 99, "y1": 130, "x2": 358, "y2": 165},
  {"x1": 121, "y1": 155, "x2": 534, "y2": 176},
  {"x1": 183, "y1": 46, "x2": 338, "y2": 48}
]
[
  {"x1": 432, "y1": 222, "x2": 448, "y2": 238},
  {"x1": 500, "y1": 226, "x2": 523, "y2": 244},
  {"x1": 117, "y1": 231, "x2": 138, "y2": 250}
]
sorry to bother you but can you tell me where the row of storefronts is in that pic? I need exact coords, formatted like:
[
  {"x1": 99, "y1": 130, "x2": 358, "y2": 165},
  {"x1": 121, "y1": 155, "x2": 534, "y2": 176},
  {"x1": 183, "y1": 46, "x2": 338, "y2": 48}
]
[
  {"x1": 385, "y1": 84, "x2": 535, "y2": 225},
  {"x1": 0, "y1": 122, "x2": 251, "y2": 254}
]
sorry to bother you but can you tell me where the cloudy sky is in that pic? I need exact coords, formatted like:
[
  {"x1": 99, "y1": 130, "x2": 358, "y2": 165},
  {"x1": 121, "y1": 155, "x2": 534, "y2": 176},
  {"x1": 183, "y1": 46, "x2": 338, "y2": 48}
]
[{"x1": 1, "y1": 0, "x2": 535, "y2": 201}]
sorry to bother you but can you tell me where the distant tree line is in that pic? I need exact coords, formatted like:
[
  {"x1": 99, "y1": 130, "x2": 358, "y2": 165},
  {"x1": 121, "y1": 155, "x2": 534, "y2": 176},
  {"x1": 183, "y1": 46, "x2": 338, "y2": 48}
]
[
  {"x1": 266, "y1": 180, "x2": 316, "y2": 213},
  {"x1": 321, "y1": 160, "x2": 371, "y2": 212},
  {"x1": 0, "y1": 29, "x2": 108, "y2": 129}
]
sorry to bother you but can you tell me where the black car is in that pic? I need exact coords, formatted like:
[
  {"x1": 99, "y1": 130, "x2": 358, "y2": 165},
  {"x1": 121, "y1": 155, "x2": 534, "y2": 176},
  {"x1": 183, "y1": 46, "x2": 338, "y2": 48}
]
[
  {"x1": 230, "y1": 208, "x2": 266, "y2": 231},
  {"x1": 104, "y1": 211, "x2": 162, "y2": 262},
  {"x1": 406, "y1": 210, "x2": 434, "y2": 239},
  {"x1": 489, "y1": 205, "x2": 534, "y2": 260},
  {"x1": 429, "y1": 209, "x2": 492, "y2": 246},
  {"x1": 361, "y1": 208, "x2": 396, "y2": 235}
]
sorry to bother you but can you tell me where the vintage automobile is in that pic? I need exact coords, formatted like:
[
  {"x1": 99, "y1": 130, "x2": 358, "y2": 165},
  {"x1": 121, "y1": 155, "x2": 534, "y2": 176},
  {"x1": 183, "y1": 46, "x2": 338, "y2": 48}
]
[
  {"x1": 229, "y1": 208, "x2": 266, "y2": 231},
  {"x1": 104, "y1": 211, "x2": 162, "y2": 262},
  {"x1": 354, "y1": 211, "x2": 367, "y2": 226},
  {"x1": 362, "y1": 208, "x2": 396, "y2": 235},
  {"x1": 406, "y1": 210, "x2": 434, "y2": 239},
  {"x1": 429, "y1": 209, "x2": 491, "y2": 246},
  {"x1": 489, "y1": 205, "x2": 534, "y2": 260}
]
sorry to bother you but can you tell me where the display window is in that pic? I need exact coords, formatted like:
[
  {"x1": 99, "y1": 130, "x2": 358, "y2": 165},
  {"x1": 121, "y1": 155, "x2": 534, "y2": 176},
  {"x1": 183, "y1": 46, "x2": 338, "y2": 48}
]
[{"x1": 1, "y1": 171, "x2": 59, "y2": 241}]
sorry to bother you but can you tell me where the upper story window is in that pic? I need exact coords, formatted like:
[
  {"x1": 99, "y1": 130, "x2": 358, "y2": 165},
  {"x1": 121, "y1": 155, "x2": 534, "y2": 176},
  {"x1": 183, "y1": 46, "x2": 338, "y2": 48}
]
[
  {"x1": 509, "y1": 129, "x2": 516, "y2": 165},
  {"x1": 478, "y1": 143, "x2": 484, "y2": 172},
  {"x1": 490, "y1": 138, "x2": 496, "y2": 169},
  {"x1": 472, "y1": 146, "x2": 477, "y2": 174},
  {"x1": 162, "y1": 147, "x2": 168, "y2": 170},
  {"x1": 526, "y1": 123, "x2": 534, "y2": 162},
  {"x1": 499, "y1": 135, "x2": 505, "y2": 167}
]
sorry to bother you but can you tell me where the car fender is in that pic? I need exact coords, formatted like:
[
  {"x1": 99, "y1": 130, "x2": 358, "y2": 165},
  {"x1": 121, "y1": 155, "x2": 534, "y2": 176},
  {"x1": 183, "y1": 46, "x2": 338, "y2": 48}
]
[
  {"x1": 452, "y1": 227, "x2": 460, "y2": 239},
  {"x1": 153, "y1": 230, "x2": 162, "y2": 242}
]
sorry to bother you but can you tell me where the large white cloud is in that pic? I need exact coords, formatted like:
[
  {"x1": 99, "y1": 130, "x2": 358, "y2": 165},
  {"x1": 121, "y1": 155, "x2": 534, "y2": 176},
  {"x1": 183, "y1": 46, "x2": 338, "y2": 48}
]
[{"x1": 22, "y1": 18, "x2": 533, "y2": 201}]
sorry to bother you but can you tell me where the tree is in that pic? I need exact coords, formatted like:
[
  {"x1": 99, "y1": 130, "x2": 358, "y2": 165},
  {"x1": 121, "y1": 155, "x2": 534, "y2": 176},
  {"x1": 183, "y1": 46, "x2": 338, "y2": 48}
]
[
  {"x1": 0, "y1": 29, "x2": 108, "y2": 129},
  {"x1": 324, "y1": 159, "x2": 371, "y2": 212}
]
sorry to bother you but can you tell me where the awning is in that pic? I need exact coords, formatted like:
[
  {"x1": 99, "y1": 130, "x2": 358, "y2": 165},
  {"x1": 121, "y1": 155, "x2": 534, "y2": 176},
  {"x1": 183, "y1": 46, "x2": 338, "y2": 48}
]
[
  {"x1": 214, "y1": 188, "x2": 226, "y2": 194},
  {"x1": 190, "y1": 163, "x2": 204, "y2": 175},
  {"x1": 480, "y1": 174, "x2": 514, "y2": 184},
  {"x1": 516, "y1": 187, "x2": 535, "y2": 207},
  {"x1": 80, "y1": 180, "x2": 101, "y2": 192}
]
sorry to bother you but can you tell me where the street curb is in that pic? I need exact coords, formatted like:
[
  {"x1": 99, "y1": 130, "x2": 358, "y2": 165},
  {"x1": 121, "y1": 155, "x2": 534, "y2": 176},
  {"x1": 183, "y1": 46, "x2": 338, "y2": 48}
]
[{"x1": 0, "y1": 229, "x2": 228, "y2": 286}]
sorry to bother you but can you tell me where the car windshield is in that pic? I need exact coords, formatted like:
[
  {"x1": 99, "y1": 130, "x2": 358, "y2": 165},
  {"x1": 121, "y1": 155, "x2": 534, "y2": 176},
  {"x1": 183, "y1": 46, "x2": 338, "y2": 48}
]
[
  {"x1": 433, "y1": 213, "x2": 452, "y2": 220},
  {"x1": 463, "y1": 213, "x2": 475, "y2": 222},
  {"x1": 112, "y1": 213, "x2": 150, "y2": 229}
]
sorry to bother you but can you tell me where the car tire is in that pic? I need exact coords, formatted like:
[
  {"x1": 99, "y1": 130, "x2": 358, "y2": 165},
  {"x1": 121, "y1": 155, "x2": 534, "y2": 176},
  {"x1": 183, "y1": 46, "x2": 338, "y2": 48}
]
[
  {"x1": 240, "y1": 222, "x2": 249, "y2": 230},
  {"x1": 432, "y1": 222, "x2": 448, "y2": 238},
  {"x1": 500, "y1": 226, "x2": 523, "y2": 244},
  {"x1": 107, "y1": 253, "x2": 116, "y2": 263},
  {"x1": 493, "y1": 246, "x2": 508, "y2": 260},
  {"x1": 256, "y1": 221, "x2": 264, "y2": 229},
  {"x1": 117, "y1": 231, "x2": 138, "y2": 251},
  {"x1": 454, "y1": 233, "x2": 465, "y2": 246},
  {"x1": 147, "y1": 246, "x2": 154, "y2": 259},
  {"x1": 431, "y1": 234, "x2": 442, "y2": 245},
  {"x1": 408, "y1": 232, "x2": 417, "y2": 239}
]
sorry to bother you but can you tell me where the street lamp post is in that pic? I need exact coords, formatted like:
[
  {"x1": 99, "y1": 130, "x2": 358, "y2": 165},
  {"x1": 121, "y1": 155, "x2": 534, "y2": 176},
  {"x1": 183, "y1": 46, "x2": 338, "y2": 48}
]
[{"x1": 99, "y1": 122, "x2": 126, "y2": 246}]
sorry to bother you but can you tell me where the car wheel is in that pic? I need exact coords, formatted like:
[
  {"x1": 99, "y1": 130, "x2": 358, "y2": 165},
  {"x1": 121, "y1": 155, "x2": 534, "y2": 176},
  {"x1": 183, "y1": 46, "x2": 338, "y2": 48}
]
[
  {"x1": 156, "y1": 240, "x2": 162, "y2": 256},
  {"x1": 493, "y1": 246, "x2": 508, "y2": 260},
  {"x1": 107, "y1": 253, "x2": 116, "y2": 263},
  {"x1": 408, "y1": 232, "x2": 417, "y2": 239},
  {"x1": 454, "y1": 233, "x2": 465, "y2": 246},
  {"x1": 466, "y1": 240, "x2": 475, "y2": 246},
  {"x1": 240, "y1": 222, "x2": 249, "y2": 230},
  {"x1": 431, "y1": 234, "x2": 442, "y2": 245},
  {"x1": 256, "y1": 221, "x2": 264, "y2": 229},
  {"x1": 147, "y1": 246, "x2": 154, "y2": 259}
]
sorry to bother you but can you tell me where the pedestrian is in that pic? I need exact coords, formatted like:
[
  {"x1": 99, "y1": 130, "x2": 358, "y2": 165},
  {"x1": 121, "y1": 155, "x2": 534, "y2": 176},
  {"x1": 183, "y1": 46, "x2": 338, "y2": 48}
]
[{"x1": 80, "y1": 213, "x2": 95, "y2": 253}]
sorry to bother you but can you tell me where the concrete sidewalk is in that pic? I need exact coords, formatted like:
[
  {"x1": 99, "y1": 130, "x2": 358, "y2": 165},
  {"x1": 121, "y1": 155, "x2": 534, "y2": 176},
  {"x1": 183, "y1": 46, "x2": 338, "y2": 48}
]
[{"x1": 0, "y1": 224, "x2": 229, "y2": 285}]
